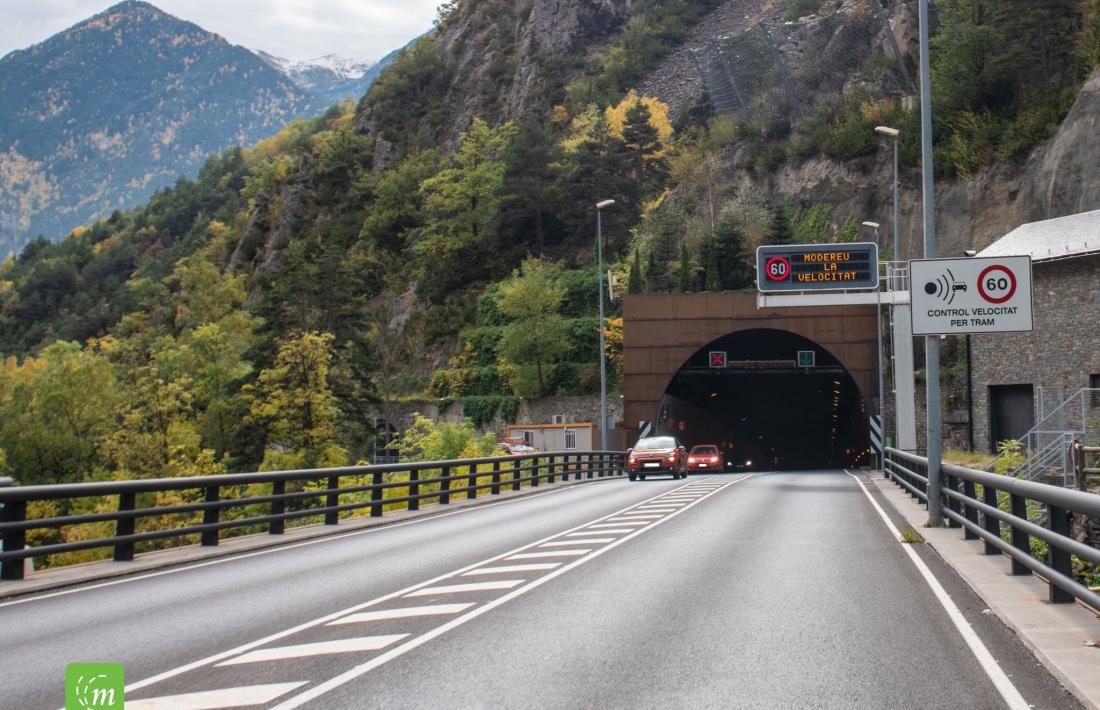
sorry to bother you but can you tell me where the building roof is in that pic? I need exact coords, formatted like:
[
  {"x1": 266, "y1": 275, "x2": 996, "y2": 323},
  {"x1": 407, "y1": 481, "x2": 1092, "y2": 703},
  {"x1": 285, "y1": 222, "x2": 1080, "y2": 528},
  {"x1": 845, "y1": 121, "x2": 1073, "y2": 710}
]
[
  {"x1": 507, "y1": 422, "x2": 593, "y2": 430},
  {"x1": 979, "y1": 209, "x2": 1100, "y2": 263}
]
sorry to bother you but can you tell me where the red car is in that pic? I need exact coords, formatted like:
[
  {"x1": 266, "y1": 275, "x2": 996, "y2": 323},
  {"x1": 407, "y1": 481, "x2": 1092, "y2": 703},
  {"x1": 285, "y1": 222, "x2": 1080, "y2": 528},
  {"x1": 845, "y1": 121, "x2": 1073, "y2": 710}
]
[
  {"x1": 686, "y1": 444, "x2": 722, "y2": 472},
  {"x1": 627, "y1": 436, "x2": 687, "y2": 480}
]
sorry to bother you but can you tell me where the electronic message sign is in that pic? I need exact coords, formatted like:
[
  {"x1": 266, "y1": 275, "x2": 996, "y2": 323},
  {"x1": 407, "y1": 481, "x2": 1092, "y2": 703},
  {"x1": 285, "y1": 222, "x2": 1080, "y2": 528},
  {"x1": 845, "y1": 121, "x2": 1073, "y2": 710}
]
[{"x1": 756, "y1": 243, "x2": 879, "y2": 292}]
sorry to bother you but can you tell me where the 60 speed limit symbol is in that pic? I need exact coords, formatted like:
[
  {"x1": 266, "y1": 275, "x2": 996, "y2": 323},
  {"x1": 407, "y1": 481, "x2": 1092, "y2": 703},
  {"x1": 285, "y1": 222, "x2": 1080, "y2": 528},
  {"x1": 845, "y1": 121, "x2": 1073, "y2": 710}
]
[
  {"x1": 977, "y1": 264, "x2": 1017, "y2": 304},
  {"x1": 765, "y1": 256, "x2": 790, "y2": 281}
]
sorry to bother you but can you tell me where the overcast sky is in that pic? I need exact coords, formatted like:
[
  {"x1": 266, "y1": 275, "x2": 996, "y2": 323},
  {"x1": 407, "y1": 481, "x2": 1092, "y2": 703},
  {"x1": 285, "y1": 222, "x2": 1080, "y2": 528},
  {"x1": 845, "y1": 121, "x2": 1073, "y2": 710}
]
[{"x1": 0, "y1": 0, "x2": 442, "y2": 62}]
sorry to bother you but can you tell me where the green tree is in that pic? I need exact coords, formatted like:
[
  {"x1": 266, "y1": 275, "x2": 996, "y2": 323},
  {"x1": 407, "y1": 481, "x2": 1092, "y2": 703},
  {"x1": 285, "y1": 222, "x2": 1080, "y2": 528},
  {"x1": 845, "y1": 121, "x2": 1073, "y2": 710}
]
[
  {"x1": 765, "y1": 205, "x2": 794, "y2": 246},
  {"x1": 0, "y1": 343, "x2": 118, "y2": 485},
  {"x1": 498, "y1": 118, "x2": 562, "y2": 257},
  {"x1": 678, "y1": 241, "x2": 692, "y2": 292},
  {"x1": 621, "y1": 99, "x2": 669, "y2": 194},
  {"x1": 713, "y1": 215, "x2": 752, "y2": 290},
  {"x1": 495, "y1": 259, "x2": 568, "y2": 397},
  {"x1": 628, "y1": 249, "x2": 643, "y2": 294},
  {"x1": 396, "y1": 413, "x2": 498, "y2": 462},
  {"x1": 704, "y1": 238, "x2": 721, "y2": 291},
  {"x1": 246, "y1": 332, "x2": 348, "y2": 471}
]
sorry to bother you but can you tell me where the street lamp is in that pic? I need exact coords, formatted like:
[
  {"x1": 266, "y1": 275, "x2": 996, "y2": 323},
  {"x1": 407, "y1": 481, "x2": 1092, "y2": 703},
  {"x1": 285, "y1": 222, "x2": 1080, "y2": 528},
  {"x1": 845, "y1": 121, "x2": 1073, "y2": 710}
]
[
  {"x1": 596, "y1": 199, "x2": 615, "y2": 451},
  {"x1": 875, "y1": 125, "x2": 899, "y2": 266},
  {"x1": 863, "y1": 220, "x2": 886, "y2": 470}
]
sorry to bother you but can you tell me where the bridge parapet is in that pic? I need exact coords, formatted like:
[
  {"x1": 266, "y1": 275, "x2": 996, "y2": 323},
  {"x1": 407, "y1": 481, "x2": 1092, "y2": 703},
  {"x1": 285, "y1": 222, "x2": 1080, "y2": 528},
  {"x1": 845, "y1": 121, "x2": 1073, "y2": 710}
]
[{"x1": 0, "y1": 451, "x2": 625, "y2": 582}]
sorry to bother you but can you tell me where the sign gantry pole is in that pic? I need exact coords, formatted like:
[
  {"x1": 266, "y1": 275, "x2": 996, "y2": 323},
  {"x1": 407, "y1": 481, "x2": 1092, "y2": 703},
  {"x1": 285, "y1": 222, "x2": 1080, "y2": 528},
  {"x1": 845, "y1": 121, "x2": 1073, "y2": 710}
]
[{"x1": 918, "y1": 0, "x2": 943, "y2": 527}]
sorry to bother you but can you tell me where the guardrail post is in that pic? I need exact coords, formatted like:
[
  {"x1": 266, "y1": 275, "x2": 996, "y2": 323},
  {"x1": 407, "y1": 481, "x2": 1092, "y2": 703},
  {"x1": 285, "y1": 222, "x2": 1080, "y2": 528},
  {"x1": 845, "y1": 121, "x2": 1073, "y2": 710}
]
[
  {"x1": 561, "y1": 455, "x2": 571, "y2": 482},
  {"x1": 467, "y1": 464, "x2": 478, "y2": 499},
  {"x1": 548, "y1": 457, "x2": 556, "y2": 485},
  {"x1": 512, "y1": 459, "x2": 521, "y2": 491},
  {"x1": 945, "y1": 473, "x2": 960, "y2": 528},
  {"x1": 587, "y1": 454, "x2": 595, "y2": 479},
  {"x1": 440, "y1": 466, "x2": 451, "y2": 504},
  {"x1": 1046, "y1": 504, "x2": 1074, "y2": 603},
  {"x1": 370, "y1": 471, "x2": 384, "y2": 517},
  {"x1": 1, "y1": 499, "x2": 27, "y2": 581},
  {"x1": 1009, "y1": 493, "x2": 1031, "y2": 575},
  {"x1": 982, "y1": 483, "x2": 1000, "y2": 555},
  {"x1": 598, "y1": 453, "x2": 606, "y2": 478},
  {"x1": 491, "y1": 461, "x2": 501, "y2": 495},
  {"x1": 325, "y1": 476, "x2": 339, "y2": 525},
  {"x1": 201, "y1": 486, "x2": 219, "y2": 546},
  {"x1": 409, "y1": 469, "x2": 420, "y2": 511},
  {"x1": 962, "y1": 480, "x2": 979, "y2": 540},
  {"x1": 532, "y1": 458, "x2": 541, "y2": 487},
  {"x1": 270, "y1": 481, "x2": 285, "y2": 535},
  {"x1": 114, "y1": 492, "x2": 136, "y2": 562}
]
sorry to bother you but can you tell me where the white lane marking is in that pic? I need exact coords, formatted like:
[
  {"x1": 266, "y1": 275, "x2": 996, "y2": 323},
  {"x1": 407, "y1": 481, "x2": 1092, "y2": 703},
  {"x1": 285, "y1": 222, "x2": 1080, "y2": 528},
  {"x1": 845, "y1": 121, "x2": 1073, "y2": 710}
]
[
  {"x1": 843, "y1": 471, "x2": 1030, "y2": 710},
  {"x1": 587, "y1": 522, "x2": 647, "y2": 528},
  {"x1": 505, "y1": 550, "x2": 589, "y2": 560},
  {"x1": 539, "y1": 539, "x2": 614, "y2": 547},
  {"x1": 565, "y1": 529, "x2": 634, "y2": 536},
  {"x1": 126, "y1": 682, "x2": 308, "y2": 709},
  {"x1": 2, "y1": 479, "x2": 607, "y2": 610},
  {"x1": 270, "y1": 475, "x2": 753, "y2": 710},
  {"x1": 328, "y1": 604, "x2": 475, "y2": 625},
  {"x1": 217, "y1": 635, "x2": 408, "y2": 666},
  {"x1": 608, "y1": 514, "x2": 663, "y2": 520},
  {"x1": 405, "y1": 580, "x2": 525, "y2": 597},
  {"x1": 460, "y1": 563, "x2": 560, "y2": 576},
  {"x1": 635, "y1": 504, "x2": 683, "y2": 509},
  {"x1": 120, "y1": 477, "x2": 727, "y2": 696}
]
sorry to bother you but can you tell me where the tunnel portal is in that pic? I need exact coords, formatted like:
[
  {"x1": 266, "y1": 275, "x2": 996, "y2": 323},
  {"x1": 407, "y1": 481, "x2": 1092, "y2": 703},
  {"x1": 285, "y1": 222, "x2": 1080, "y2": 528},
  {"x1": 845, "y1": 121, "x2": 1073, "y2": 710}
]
[
  {"x1": 622, "y1": 292, "x2": 879, "y2": 472},
  {"x1": 659, "y1": 329, "x2": 869, "y2": 470}
]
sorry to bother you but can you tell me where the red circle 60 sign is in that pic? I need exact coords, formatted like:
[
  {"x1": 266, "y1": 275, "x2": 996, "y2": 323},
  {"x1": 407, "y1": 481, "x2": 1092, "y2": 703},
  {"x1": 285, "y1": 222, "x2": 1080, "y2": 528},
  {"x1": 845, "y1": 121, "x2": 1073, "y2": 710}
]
[
  {"x1": 977, "y1": 265, "x2": 1017, "y2": 304},
  {"x1": 765, "y1": 256, "x2": 791, "y2": 281}
]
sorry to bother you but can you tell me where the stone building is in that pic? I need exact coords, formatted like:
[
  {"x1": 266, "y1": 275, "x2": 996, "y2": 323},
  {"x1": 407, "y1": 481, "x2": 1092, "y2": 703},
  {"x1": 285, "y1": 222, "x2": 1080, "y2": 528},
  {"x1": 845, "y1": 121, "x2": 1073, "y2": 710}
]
[{"x1": 970, "y1": 209, "x2": 1100, "y2": 452}]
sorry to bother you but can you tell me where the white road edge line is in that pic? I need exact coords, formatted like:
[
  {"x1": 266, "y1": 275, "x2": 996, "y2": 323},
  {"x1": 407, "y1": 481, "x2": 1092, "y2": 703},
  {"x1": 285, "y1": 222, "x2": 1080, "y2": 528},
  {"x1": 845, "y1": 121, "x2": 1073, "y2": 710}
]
[
  {"x1": 119, "y1": 475, "x2": 735, "y2": 696},
  {"x1": 843, "y1": 470, "x2": 1030, "y2": 710},
  {"x1": 4, "y1": 478, "x2": 606, "y2": 610},
  {"x1": 268, "y1": 474, "x2": 754, "y2": 710}
]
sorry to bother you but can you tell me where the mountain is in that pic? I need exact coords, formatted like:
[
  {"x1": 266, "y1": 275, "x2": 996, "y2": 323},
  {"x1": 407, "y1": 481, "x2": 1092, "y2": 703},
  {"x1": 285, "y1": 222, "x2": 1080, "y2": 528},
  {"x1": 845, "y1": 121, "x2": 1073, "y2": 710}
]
[
  {"x1": 0, "y1": 1, "x2": 404, "y2": 258},
  {"x1": 253, "y1": 51, "x2": 378, "y2": 106}
]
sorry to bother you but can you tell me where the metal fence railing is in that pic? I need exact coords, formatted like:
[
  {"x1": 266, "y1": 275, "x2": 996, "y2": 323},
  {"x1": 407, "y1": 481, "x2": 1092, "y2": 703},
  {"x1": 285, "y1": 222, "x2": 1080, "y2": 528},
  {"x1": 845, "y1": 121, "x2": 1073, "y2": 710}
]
[
  {"x1": 885, "y1": 448, "x2": 1100, "y2": 610},
  {"x1": 0, "y1": 451, "x2": 625, "y2": 582}
]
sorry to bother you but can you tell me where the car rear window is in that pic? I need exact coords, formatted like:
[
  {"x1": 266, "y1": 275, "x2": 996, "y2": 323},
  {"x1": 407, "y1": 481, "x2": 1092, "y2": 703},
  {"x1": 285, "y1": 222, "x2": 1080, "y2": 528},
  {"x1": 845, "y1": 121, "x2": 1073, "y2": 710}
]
[
  {"x1": 635, "y1": 436, "x2": 676, "y2": 450},
  {"x1": 691, "y1": 446, "x2": 718, "y2": 454}
]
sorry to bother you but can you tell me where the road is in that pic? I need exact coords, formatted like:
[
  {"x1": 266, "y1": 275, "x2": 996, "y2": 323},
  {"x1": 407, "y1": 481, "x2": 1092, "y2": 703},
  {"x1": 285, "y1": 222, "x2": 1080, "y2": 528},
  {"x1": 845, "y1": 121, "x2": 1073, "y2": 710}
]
[{"x1": 0, "y1": 471, "x2": 1083, "y2": 709}]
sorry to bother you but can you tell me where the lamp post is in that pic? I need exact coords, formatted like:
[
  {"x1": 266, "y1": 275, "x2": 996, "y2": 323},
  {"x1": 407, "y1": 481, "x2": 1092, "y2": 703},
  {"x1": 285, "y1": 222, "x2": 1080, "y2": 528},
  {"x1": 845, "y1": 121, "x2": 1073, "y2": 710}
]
[
  {"x1": 596, "y1": 199, "x2": 615, "y2": 451},
  {"x1": 863, "y1": 221, "x2": 886, "y2": 469},
  {"x1": 875, "y1": 126, "x2": 900, "y2": 264}
]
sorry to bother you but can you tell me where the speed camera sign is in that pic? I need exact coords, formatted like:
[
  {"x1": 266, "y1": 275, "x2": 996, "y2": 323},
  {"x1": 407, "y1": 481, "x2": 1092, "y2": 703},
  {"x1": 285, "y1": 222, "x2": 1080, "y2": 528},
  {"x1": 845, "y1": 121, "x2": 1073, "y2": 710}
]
[{"x1": 909, "y1": 256, "x2": 1033, "y2": 335}]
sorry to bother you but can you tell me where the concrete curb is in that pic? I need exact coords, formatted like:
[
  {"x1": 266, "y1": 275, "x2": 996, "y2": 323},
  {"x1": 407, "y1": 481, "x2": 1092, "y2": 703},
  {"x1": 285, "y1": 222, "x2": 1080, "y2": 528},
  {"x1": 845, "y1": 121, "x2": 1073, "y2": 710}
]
[
  {"x1": 870, "y1": 472, "x2": 1100, "y2": 710},
  {"x1": 0, "y1": 476, "x2": 610, "y2": 602}
]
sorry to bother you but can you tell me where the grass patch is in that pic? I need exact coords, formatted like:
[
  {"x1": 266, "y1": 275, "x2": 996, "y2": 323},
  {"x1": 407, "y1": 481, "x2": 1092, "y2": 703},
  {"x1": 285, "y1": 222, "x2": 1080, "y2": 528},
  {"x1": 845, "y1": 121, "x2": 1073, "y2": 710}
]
[
  {"x1": 943, "y1": 449, "x2": 995, "y2": 469},
  {"x1": 900, "y1": 526, "x2": 925, "y2": 544}
]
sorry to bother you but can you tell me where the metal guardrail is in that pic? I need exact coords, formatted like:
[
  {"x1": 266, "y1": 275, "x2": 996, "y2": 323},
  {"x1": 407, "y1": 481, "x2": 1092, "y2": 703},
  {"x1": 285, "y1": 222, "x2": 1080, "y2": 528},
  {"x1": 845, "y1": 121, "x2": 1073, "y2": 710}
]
[
  {"x1": 1076, "y1": 443, "x2": 1100, "y2": 486},
  {"x1": 0, "y1": 451, "x2": 625, "y2": 582},
  {"x1": 885, "y1": 447, "x2": 1100, "y2": 610}
]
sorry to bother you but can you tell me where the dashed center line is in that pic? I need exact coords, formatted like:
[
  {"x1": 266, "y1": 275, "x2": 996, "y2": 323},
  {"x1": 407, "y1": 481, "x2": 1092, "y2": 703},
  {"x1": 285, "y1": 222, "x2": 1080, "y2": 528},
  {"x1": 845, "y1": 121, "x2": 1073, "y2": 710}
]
[{"x1": 118, "y1": 475, "x2": 751, "y2": 710}]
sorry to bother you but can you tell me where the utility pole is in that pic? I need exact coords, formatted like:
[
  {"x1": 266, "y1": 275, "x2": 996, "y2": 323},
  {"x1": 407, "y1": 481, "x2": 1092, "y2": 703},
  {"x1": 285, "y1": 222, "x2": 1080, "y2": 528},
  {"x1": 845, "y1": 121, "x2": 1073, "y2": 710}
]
[
  {"x1": 919, "y1": 0, "x2": 943, "y2": 526},
  {"x1": 596, "y1": 199, "x2": 615, "y2": 451}
]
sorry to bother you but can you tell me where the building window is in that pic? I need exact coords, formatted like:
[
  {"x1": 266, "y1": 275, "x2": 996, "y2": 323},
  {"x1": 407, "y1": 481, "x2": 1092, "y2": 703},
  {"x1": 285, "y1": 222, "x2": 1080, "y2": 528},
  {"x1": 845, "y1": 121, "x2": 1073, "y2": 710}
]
[
  {"x1": 564, "y1": 429, "x2": 577, "y2": 450},
  {"x1": 523, "y1": 431, "x2": 534, "y2": 445}
]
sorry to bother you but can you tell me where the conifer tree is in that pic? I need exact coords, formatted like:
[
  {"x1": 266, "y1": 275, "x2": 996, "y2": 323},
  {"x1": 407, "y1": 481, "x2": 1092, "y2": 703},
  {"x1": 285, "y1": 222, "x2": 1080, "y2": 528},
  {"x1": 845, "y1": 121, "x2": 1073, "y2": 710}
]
[
  {"x1": 678, "y1": 242, "x2": 692, "y2": 292},
  {"x1": 628, "y1": 248, "x2": 643, "y2": 294}
]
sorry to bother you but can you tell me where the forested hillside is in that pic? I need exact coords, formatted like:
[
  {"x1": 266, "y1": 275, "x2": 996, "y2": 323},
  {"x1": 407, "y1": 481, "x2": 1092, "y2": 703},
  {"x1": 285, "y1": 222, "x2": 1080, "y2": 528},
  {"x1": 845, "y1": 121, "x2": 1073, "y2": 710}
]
[{"x1": 2, "y1": 0, "x2": 1099, "y2": 491}]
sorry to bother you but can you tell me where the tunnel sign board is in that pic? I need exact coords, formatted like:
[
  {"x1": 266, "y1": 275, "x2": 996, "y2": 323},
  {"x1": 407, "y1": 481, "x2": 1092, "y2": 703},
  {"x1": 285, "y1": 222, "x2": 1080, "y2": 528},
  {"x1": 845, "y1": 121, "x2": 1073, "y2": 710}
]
[
  {"x1": 709, "y1": 351, "x2": 727, "y2": 368},
  {"x1": 797, "y1": 350, "x2": 815, "y2": 368},
  {"x1": 909, "y1": 256, "x2": 1033, "y2": 335},
  {"x1": 756, "y1": 243, "x2": 879, "y2": 292}
]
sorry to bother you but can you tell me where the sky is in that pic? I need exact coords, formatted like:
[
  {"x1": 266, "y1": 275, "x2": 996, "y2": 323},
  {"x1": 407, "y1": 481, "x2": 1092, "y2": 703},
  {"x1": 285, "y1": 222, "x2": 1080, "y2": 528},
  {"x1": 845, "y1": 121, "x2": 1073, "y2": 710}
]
[{"x1": 0, "y1": 0, "x2": 443, "y2": 62}]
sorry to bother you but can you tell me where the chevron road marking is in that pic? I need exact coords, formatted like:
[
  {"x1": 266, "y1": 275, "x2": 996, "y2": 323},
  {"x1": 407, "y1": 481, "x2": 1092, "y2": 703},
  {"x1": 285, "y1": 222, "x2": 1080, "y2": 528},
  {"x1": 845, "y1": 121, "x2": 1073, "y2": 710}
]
[
  {"x1": 216, "y1": 636, "x2": 408, "y2": 666},
  {"x1": 125, "y1": 681, "x2": 307, "y2": 709},
  {"x1": 328, "y1": 604, "x2": 475, "y2": 625}
]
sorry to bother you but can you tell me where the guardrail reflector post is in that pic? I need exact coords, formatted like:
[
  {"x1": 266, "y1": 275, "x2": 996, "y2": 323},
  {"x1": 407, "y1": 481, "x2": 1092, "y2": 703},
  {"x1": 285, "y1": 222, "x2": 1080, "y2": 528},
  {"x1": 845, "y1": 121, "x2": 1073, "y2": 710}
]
[
  {"x1": 1009, "y1": 493, "x2": 1031, "y2": 576},
  {"x1": 409, "y1": 469, "x2": 420, "y2": 511},
  {"x1": 325, "y1": 476, "x2": 339, "y2": 525},
  {"x1": 440, "y1": 466, "x2": 451, "y2": 504},
  {"x1": 370, "y1": 471, "x2": 384, "y2": 517},
  {"x1": 202, "y1": 486, "x2": 219, "y2": 546},
  {"x1": 982, "y1": 484, "x2": 1000, "y2": 555},
  {"x1": 270, "y1": 481, "x2": 285, "y2": 535},
  {"x1": 1046, "y1": 504, "x2": 1074, "y2": 603},
  {"x1": 114, "y1": 492, "x2": 136, "y2": 562},
  {"x1": 1, "y1": 499, "x2": 27, "y2": 581}
]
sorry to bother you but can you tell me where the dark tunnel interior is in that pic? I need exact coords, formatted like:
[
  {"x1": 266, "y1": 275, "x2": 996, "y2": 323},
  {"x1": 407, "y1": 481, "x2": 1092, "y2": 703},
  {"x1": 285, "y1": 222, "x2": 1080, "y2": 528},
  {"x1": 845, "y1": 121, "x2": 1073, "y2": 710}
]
[{"x1": 657, "y1": 329, "x2": 871, "y2": 471}]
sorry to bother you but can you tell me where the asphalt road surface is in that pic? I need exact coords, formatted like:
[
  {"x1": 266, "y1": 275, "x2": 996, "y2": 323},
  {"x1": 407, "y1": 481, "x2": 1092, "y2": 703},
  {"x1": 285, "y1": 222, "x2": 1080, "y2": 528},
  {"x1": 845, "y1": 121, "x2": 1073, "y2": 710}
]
[{"x1": 0, "y1": 471, "x2": 1084, "y2": 709}]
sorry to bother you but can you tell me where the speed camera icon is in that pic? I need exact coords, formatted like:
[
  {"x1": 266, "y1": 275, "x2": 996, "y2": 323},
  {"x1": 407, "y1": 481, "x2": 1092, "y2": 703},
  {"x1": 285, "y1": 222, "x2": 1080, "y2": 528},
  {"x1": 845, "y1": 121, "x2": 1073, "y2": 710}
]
[{"x1": 923, "y1": 268, "x2": 967, "y2": 305}]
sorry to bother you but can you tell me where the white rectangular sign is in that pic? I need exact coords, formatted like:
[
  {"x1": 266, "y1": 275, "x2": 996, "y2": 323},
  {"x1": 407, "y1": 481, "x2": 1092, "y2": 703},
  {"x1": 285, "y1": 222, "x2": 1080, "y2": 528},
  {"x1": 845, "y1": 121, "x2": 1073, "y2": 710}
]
[{"x1": 909, "y1": 256, "x2": 1033, "y2": 335}]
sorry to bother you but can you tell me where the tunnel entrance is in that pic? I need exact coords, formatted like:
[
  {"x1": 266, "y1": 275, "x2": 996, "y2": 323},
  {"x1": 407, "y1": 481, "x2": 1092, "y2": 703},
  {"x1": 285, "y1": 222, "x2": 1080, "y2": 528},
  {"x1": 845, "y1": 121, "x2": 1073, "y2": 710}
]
[{"x1": 657, "y1": 329, "x2": 870, "y2": 471}]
